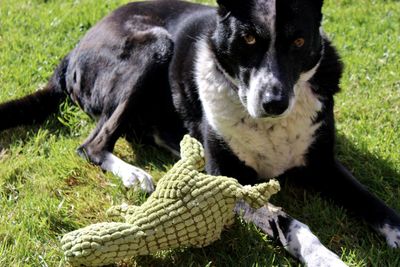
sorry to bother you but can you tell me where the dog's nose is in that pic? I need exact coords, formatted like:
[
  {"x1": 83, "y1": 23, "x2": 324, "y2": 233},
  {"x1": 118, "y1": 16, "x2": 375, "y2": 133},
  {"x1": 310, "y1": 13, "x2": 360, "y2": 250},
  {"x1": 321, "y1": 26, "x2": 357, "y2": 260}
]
[{"x1": 262, "y1": 94, "x2": 289, "y2": 116}]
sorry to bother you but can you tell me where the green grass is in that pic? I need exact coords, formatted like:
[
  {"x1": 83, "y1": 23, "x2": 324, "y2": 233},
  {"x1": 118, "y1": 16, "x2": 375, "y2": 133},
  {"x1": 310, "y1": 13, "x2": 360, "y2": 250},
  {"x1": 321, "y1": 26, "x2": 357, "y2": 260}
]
[{"x1": 0, "y1": 0, "x2": 399, "y2": 266}]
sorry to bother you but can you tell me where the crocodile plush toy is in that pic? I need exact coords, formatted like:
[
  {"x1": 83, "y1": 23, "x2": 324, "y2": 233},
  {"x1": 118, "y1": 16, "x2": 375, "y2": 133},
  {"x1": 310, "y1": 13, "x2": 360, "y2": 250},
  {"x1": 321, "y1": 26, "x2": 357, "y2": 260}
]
[{"x1": 61, "y1": 135, "x2": 280, "y2": 266}]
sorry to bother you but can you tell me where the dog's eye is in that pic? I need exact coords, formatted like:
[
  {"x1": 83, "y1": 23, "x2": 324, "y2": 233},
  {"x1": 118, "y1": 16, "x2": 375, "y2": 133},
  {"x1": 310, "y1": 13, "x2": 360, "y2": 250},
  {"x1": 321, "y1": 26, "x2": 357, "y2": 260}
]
[
  {"x1": 293, "y1": 38, "x2": 305, "y2": 48},
  {"x1": 243, "y1": 34, "x2": 256, "y2": 45}
]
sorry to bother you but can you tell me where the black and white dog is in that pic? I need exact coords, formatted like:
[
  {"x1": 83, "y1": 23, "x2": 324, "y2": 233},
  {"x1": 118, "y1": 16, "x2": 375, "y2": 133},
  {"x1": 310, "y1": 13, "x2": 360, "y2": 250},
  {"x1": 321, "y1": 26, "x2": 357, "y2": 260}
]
[{"x1": 1, "y1": 0, "x2": 399, "y2": 265}]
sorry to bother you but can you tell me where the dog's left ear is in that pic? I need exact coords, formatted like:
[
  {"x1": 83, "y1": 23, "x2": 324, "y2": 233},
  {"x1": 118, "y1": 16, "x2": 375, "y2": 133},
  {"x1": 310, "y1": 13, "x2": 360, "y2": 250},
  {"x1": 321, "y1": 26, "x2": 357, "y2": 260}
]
[
  {"x1": 311, "y1": 0, "x2": 324, "y2": 22},
  {"x1": 313, "y1": 0, "x2": 324, "y2": 10}
]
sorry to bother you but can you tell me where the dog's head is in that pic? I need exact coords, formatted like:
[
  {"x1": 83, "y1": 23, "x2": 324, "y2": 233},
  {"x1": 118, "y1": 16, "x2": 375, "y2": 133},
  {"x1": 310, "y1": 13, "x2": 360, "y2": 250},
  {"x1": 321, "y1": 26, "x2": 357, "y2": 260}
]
[{"x1": 211, "y1": 0, "x2": 324, "y2": 118}]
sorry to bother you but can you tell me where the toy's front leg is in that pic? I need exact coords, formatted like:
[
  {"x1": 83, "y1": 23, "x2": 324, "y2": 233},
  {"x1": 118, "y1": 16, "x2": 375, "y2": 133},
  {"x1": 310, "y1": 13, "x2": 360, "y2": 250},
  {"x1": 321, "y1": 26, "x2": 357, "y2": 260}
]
[
  {"x1": 235, "y1": 202, "x2": 347, "y2": 267},
  {"x1": 238, "y1": 180, "x2": 280, "y2": 209}
]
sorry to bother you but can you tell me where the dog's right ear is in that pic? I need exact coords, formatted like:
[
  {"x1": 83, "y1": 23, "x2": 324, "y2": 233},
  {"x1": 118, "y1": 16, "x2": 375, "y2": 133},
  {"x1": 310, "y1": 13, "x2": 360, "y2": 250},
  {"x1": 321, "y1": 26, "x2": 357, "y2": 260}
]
[
  {"x1": 216, "y1": 0, "x2": 241, "y2": 15},
  {"x1": 216, "y1": 0, "x2": 233, "y2": 8},
  {"x1": 216, "y1": 0, "x2": 236, "y2": 5}
]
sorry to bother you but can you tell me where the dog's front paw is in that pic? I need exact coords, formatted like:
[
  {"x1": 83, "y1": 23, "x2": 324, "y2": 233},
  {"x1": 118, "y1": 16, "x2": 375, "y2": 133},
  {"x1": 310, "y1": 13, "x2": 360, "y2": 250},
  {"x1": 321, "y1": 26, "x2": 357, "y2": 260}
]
[
  {"x1": 100, "y1": 152, "x2": 155, "y2": 193},
  {"x1": 379, "y1": 224, "x2": 400, "y2": 248},
  {"x1": 121, "y1": 166, "x2": 155, "y2": 193},
  {"x1": 282, "y1": 220, "x2": 348, "y2": 267},
  {"x1": 302, "y1": 245, "x2": 347, "y2": 267}
]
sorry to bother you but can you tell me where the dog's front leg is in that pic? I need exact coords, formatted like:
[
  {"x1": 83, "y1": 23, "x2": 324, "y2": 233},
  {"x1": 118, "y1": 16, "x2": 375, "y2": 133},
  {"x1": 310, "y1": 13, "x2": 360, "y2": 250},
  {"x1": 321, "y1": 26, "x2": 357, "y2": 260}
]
[
  {"x1": 235, "y1": 201, "x2": 348, "y2": 267},
  {"x1": 308, "y1": 160, "x2": 400, "y2": 248},
  {"x1": 203, "y1": 130, "x2": 260, "y2": 185}
]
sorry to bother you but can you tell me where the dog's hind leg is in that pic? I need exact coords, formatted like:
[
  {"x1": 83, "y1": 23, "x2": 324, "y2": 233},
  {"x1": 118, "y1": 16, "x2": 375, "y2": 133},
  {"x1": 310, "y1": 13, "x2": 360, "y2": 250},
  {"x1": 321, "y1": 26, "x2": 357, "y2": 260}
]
[
  {"x1": 235, "y1": 201, "x2": 348, "y2": 267},
  {"x1": 69, "y1": 22, "x2": 177, "y2": 193},
  {"x1": 77, "y1": 100, "x2": 154, "y2": 192}
]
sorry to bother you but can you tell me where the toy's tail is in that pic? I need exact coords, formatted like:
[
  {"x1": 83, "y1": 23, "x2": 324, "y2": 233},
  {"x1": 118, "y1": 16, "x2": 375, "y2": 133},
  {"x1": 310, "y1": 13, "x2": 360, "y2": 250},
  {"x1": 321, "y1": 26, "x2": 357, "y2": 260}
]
[
  {"x1": 61, "y1": 222, "x2": 142, "y2": 266},
  {"x1": 0, "y1": 57, "x2": 69, "y2": 131},
  {"x1": 179, "y1": 135, "x2": 205, "y2": 171}
]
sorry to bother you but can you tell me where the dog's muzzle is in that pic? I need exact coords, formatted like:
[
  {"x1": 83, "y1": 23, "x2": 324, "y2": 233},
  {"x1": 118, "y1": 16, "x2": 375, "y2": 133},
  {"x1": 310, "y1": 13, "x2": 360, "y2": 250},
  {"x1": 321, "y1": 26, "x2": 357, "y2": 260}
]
[{"x1": 261, "y1": 85, "x2": 290, "y2": 117}]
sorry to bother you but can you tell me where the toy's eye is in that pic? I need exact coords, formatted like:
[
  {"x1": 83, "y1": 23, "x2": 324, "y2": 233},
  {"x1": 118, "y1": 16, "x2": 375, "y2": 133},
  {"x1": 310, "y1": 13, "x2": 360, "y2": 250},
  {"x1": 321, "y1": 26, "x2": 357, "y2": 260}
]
[
  {"x1": 244, "y1": 34, "x2": 256, "y2": 45},
  {"x1": 293, "y1": 38, "x2": 305, "y2": 48}
]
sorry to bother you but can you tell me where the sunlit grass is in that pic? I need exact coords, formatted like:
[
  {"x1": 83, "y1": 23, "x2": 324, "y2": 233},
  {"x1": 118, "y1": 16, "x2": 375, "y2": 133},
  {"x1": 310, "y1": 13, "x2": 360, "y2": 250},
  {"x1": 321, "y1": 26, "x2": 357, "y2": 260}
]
[{"x1": 0, "y1": 0, "x2": 399, "y2": 266}]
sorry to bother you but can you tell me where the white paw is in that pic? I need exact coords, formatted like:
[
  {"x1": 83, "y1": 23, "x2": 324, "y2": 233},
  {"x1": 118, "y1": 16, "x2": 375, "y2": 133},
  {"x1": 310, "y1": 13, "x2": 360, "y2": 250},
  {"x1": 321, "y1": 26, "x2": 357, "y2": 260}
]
[
  {"x1": 121, "y1": 165, "x2": 155, "y2": 193},
  {"x1": 379, "y1": 224, "x2": 400, "y2": 248},
  {"x1": 100, "y1": 152, "x2": 155, "y2": 193}
]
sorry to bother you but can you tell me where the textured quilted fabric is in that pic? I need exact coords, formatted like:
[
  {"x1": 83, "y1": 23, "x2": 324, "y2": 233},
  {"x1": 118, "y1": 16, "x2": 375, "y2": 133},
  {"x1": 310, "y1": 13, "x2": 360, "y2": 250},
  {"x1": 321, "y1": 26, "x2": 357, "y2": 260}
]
[{"x1": 61, "y1": 135, "x2": 280, "y2": 266}]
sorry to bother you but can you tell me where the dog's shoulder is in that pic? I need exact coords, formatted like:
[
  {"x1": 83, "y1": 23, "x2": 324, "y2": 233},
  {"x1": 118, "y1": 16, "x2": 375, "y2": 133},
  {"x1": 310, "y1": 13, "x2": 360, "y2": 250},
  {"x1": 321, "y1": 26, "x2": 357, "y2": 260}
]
[{"x1": 169, "y1": 10, "x2": 217, "y2": 138}]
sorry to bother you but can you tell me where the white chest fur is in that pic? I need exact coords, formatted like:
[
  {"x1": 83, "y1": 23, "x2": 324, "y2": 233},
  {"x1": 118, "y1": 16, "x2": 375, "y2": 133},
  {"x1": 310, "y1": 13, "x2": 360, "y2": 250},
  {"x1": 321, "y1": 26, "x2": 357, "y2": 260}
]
[{"x1": 195, "y1": 40, "x2": 323, "y2": 179}]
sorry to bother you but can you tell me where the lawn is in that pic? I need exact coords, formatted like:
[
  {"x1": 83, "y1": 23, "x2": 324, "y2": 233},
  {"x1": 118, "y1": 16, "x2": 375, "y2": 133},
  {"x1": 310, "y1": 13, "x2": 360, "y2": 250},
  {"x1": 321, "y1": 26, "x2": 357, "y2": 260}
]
[{"x1": 0, "y1": 0, "x2": 399, "y2": 266}]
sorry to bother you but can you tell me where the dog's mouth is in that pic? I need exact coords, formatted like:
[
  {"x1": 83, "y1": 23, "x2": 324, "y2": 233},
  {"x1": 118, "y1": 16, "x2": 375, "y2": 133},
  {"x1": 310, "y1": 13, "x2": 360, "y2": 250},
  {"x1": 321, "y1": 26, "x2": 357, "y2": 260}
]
[{"x1": 252, "y1": 101, "x2": 295, "y2": 120}]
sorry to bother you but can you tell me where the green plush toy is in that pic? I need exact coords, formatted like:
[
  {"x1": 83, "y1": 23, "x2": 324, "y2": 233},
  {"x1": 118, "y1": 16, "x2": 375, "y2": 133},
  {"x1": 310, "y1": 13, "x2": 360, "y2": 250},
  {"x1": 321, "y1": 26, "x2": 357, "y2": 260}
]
[{"x1": 61, "y1": 135, "x2": 280, "y2": 266}]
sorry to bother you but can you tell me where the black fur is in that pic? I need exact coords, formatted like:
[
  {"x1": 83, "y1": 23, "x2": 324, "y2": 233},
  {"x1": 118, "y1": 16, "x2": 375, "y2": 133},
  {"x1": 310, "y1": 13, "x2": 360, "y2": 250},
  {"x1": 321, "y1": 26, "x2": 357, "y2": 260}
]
[{"x1": 1, "y1": 0, "x2": 399, "y2": 258}]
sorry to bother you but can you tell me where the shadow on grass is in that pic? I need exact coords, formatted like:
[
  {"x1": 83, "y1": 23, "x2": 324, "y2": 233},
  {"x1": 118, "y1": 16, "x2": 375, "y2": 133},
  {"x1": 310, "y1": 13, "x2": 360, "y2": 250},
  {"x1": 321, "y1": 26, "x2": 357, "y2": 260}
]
[
  {"x1": 336, "y1": 133, "x2": 400, "y2": 205},
  {"x1": 0, "y1": 114, "x2": 74, "y2": 150},
  {"x1": 130, "y1": 141, "x2": 178, "y2": 170},
  {"x1": 133, "y1": 219, "x2": 290, "y2": 267}
]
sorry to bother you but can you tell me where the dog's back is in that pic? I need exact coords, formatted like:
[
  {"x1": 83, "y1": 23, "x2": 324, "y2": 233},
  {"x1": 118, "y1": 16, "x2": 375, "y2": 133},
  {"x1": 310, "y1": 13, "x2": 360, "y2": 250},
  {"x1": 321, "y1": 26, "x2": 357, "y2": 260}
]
[{"x1": 0, "y1": 0, "x2": 206, "y2": 136}]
